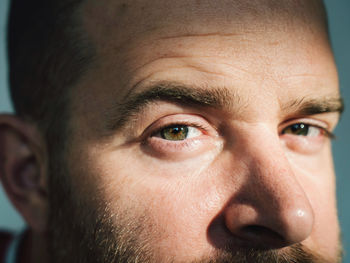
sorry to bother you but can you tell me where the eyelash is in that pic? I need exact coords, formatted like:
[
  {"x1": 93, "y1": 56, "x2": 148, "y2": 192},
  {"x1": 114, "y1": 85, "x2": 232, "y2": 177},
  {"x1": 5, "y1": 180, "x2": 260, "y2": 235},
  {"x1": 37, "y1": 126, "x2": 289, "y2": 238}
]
[
  {"x1": 140, "y1": 117, "x2": 336, "y2": 159},
  {"x1": 280, "y1": 122, "x2": 335, "y2": 139},
  {"x1": 150, "y1": 122, "x2": 335, "y2": 140},
  {"x1": 314, "y1": 125, "x2": 335, "y2": 139},
  {"x1": 150, "y1": 121, "x2": 208, "y2": 138}
]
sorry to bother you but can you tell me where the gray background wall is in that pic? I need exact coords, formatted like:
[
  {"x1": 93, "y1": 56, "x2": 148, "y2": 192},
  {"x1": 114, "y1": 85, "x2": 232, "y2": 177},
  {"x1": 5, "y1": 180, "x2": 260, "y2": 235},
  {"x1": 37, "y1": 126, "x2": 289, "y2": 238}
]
[{"x1": 0, "y1": 0, "x2": 349, "y2": 261}]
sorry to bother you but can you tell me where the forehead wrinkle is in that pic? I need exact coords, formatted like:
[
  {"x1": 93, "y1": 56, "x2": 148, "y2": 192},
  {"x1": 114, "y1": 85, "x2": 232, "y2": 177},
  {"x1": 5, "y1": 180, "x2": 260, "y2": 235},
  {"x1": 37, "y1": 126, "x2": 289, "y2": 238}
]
[
  {"x1": 157, "y1": 32, "x2": 246, "y2": 41},
  {"x1": 82, "y1": 0, "x2": 329, "y2": 56}
]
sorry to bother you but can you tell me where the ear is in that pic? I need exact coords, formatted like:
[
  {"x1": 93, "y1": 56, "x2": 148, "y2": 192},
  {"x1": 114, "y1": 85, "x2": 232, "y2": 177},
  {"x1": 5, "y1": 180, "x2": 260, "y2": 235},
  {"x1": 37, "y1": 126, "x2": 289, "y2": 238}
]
[{"x1": 0, "y1": 114, "x2": 48, "y2": 233}]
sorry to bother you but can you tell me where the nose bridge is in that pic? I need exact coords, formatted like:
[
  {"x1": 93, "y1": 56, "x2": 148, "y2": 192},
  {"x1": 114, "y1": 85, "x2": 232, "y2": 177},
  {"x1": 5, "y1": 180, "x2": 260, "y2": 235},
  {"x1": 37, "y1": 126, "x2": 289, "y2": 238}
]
[
  {"x1": 247, "y1": 139, "x2": 306, "y2": 210},
  {"x1": 224, "y1": 127, "x2": 314, "y2": 248},
  {"x1": 247, "y1": 146, "x2": 312, "y2": 224},
  {"x1": 236, "y1": 125, "x2": 308, "y2": 207}
]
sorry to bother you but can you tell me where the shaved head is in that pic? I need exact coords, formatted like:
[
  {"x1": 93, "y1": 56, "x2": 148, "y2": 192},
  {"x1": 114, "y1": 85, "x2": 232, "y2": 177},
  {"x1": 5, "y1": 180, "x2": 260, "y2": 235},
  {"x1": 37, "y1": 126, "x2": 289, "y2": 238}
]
[
  {"x1": 8, "y1": 0, "x2": 329, "y2": 134},
  {"x1": 44, "y1": 0, "x2": 341, "y2": 263},
  {"x1": 5, "y1": 0, "x2": 342, "y2": 263},
  {"x1": 81, "y1": 0, "x2": 329, "y2": 48}
]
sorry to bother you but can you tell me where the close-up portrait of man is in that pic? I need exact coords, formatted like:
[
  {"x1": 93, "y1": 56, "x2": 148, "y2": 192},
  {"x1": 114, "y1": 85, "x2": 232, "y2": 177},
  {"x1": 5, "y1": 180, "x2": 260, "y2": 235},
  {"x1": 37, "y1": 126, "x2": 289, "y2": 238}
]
[{"x1": 0, "y1": 0, "x2": 349, "y2": 262}]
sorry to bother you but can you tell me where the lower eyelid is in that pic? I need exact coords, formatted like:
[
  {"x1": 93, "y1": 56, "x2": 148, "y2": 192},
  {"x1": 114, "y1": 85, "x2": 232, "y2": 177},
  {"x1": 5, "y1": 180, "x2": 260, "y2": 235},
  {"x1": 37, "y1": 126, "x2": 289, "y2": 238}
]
[
  {"x1": 280, "y1": 128, "x2": 329, "y2": 155},
  {"x1": 142, "y1": 136, "x2": 217, "y2": 160}
]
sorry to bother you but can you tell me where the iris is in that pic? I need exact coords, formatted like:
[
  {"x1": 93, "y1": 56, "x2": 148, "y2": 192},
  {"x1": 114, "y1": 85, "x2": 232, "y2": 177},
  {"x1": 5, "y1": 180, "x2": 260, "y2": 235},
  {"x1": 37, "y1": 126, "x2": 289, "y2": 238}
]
[
  {"x1": 283, "y1": 123, "x2": 310, "y2": 136},
  {"x1": 161, "y1": 125, "x2": 189, "y2": 141}
]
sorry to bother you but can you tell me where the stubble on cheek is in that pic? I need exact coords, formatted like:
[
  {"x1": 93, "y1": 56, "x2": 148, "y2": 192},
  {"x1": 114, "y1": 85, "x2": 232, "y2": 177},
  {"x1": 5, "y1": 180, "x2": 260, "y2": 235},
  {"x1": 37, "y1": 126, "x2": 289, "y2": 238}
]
[
  {"x1": 47, "y1": 162, "x2": 158, "y2": 263},
  {"x1": 48, "y1": 172, "x2": 342, "y2": 263},
  {"x1": 47, "y1": 142, "x2": 342, "y2": 263}
]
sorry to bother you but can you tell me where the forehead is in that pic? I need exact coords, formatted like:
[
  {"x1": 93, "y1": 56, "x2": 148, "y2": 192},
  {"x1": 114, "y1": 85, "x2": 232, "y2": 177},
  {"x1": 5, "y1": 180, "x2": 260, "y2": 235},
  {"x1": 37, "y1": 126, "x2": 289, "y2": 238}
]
[
  {"x1": 72, "y1": 0, "x2": 338, "y2": 125},
  {"x1": 82, "y1": 0, "x2": 328, "y2": 39},
  {"x1": 81, "y1": 0, "x2": 329, "y2": 52},
  {"x1": 79, "y1": 0, "x2": 333, "y2": 75}
]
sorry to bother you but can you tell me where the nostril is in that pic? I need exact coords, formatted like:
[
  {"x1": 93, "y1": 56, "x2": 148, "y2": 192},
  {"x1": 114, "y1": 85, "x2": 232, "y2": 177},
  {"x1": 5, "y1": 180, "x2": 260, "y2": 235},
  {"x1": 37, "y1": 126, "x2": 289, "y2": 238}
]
[{"x1": 239, "y1": 225, "x2": 285, "y2": 248}]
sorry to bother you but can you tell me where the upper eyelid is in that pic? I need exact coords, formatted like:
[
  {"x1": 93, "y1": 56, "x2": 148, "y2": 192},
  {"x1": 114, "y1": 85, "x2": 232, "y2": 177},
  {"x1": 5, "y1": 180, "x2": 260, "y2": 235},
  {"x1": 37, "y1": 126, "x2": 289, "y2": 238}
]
[
  {"x1": 147, "y1": 117, "x2": 332, "y2": 134},
  {"x1": 280, "y1": 122, "x2": 335, "y2": 138},
  {"x1": 281, "y1": 123, "x2": 326, "y2": 132},
  {"x1": 152, "y1": 123, "x2": 205, "y2": 133},
  {"x1": 141, "y1": 115, "x2": 214, "y2": 138},
  {"x1": 280, "y1": 117, "x2": 331, "y2": 130},
  {"x1": 152, "y1": 125, "x2": 203, "y2": 141},
  {"x1": 139, "y1": 110, "x2": 337, "y2": 141}
]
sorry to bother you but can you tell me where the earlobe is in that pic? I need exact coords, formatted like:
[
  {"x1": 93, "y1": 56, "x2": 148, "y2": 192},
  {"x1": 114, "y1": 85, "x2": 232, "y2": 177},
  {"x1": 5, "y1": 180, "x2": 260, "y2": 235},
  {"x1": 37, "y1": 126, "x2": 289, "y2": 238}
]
[{"x1": 0, "y1": 114, "x2": 48, "y2": 233}]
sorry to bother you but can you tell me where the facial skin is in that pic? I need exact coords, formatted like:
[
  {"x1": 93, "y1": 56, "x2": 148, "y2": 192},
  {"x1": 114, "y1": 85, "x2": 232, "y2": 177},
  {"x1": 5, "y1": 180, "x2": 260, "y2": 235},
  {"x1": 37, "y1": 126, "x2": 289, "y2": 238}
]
[
  {"x1": 0, "y1": 0, "x2": 344, "y2": 263},
  {"x1": 43, "y1": 0, "x2": 345, "y2": 262}
]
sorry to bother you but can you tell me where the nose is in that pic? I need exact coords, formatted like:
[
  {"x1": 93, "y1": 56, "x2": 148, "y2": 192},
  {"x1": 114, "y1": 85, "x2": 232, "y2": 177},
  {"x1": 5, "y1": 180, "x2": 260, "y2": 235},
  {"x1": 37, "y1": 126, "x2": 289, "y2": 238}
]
[{"x1": 223, "y1": 137, "x2": 314, "y2": 249}]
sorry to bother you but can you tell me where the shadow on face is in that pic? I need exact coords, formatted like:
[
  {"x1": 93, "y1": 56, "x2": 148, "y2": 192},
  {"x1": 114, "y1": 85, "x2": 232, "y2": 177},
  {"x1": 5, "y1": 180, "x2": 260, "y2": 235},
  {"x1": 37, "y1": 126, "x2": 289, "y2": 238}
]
[{"x1": 45, "y1": 0, "x2": 343, "y2": 262}]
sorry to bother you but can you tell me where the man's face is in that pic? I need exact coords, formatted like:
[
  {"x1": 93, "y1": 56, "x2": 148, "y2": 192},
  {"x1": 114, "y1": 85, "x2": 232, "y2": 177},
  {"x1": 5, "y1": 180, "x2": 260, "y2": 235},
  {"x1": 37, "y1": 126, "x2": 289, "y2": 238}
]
[{"x1": 49, "y1": 0, "x2": 342, "y2": 262}]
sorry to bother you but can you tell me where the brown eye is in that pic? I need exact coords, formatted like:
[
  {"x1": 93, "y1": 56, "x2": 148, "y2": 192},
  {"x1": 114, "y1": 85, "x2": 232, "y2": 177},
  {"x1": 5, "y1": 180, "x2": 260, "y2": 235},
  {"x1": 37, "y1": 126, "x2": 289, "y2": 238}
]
[
  {"x1": 158, "y1": 125, "x2": 202, "y2": 141},
  {"x1": 282, "y1": 123, "x2": 321, "y2": 137},
  {"x1": 161, "y1": 125, "x2": 189, "y2": 141}
]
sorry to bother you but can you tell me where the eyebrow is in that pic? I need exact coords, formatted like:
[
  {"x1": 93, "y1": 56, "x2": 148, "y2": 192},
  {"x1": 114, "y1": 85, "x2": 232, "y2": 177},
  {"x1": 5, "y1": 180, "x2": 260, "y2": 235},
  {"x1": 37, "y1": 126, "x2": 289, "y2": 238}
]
[
  {"x1": 283, "y1": 96, "x2": 345, "y2": 116},
  {"x1": 105, "y1": 82, "x2": 345, "y2": 131},
  {"x1": 105, "y1": 82, "x2": 235, "y2": 130}
]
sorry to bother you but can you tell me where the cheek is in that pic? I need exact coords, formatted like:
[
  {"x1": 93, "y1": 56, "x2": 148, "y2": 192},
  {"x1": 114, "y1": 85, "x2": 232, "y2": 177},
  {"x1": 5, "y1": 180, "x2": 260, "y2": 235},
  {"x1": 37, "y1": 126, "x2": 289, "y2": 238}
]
[
  {"x1": 113, "y1": 166, "x2": 236, "y2": 259},
  {"x1": 84, "y1": 145, "x2": 225, "y2": 257},
  {"x1": 286, "y1": 140, "x2": 335, "y2": 179},
  {"x1": 312, "y1": 199, "x2": 339, "y2": 258},
  {"x1": 290, "y1": 149, "x2": 340, "y2": 258},
  {"x1": 303, "y1": 184, "x2": 340, "y2": 260},
  {"x1": 134, "y1": 175, "x2": 226, "y2": 257}
]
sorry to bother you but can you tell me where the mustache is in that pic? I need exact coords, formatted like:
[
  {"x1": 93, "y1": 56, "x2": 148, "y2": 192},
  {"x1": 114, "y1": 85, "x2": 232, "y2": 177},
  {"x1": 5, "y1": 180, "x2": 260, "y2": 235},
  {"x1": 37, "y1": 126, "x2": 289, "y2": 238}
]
[{"x1": 192, "y1": 243, "x2": 332, "y2": 263}]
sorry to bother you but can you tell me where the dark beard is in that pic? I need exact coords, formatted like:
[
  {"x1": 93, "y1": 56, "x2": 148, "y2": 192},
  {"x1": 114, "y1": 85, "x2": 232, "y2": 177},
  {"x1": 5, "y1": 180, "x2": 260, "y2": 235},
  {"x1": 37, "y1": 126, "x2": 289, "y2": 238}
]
[
  {"x1": 48, "y1": 214, "x2": 329, "y2": 263},
  {"x1": 192, "y1": 244, "x2": 329, "y2": 263},
  {"x1": 47, "y1": 151, "x2": 339, "y2": 263},
  {"x1": 47, "y1": 154, "x2": 155, "y2": 263}
]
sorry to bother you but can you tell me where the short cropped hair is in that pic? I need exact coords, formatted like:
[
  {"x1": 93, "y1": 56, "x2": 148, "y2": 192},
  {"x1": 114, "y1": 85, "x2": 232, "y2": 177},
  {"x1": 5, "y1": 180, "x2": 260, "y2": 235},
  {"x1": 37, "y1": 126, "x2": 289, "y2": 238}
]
[
  {"x1": 7, "y1": 0, "x2": 329, "y2": 138},
  {"x1": 7, "y1": 0, "x2": 94, "y2": 135}
]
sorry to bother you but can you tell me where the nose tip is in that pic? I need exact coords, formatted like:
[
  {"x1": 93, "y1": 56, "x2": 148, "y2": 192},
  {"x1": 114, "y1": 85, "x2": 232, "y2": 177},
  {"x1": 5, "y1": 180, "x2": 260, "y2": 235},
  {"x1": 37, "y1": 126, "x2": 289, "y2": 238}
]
[
  {"x1": 224, "y1": 196, "x2": 314, "y2": 249},
  {"x1": 221, "y1": 129, "x2": 316, "y2": 250},
  {"x1": 282, "y1": 208, "x2": 314, "y2": 246}
]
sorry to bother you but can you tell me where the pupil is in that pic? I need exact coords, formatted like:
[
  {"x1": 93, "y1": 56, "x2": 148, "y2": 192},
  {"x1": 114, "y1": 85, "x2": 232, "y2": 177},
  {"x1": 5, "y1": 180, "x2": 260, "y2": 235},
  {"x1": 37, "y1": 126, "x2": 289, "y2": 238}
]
[
  {"x1": 171, "y1": 127, "x2": 182, "y2": 134},
  {"x1": 291, "y1": 123, "x2": 309, "y2": 135}
]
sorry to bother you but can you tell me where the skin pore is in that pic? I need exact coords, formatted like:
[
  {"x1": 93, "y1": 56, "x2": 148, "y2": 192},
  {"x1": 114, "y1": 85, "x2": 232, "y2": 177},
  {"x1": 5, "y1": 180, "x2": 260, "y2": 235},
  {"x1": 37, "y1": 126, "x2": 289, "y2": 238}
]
[{"x1": 1, "y1": 0, "x2": 343, "y2": 262}]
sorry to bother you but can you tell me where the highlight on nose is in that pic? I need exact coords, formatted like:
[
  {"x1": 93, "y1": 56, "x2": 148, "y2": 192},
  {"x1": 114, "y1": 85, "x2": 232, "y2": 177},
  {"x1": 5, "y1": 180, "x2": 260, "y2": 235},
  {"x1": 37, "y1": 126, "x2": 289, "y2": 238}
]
[
  {"x1": 281, "y1": 208, "x2": 314, "y2": 246},
  {"x1": 224, "y1": 199, "x2": 315, "y2": 249}
]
